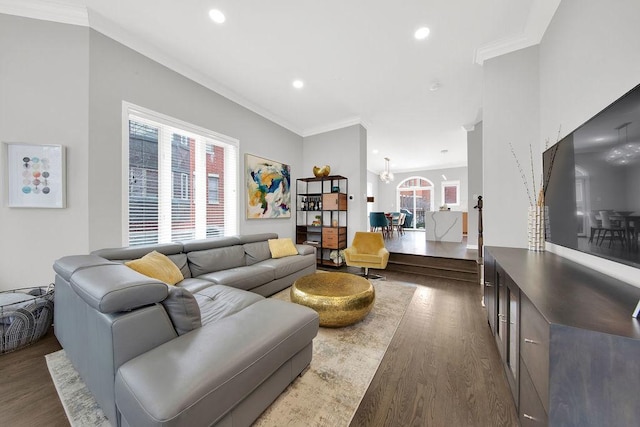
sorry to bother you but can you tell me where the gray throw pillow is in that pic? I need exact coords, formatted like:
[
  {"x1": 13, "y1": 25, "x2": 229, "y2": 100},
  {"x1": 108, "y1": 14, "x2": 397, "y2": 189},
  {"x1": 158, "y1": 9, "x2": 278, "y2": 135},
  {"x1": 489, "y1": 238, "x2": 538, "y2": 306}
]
[{"x1": 160, "y1": 287, "x2": 202, "y2": 335}]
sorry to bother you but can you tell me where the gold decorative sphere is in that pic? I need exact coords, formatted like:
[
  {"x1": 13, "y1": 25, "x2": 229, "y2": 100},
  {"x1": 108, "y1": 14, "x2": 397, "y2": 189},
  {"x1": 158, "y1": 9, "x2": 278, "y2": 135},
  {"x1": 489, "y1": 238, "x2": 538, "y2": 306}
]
[{"x1": 291, "y1": 272, "x2": 375, "y2": 327}]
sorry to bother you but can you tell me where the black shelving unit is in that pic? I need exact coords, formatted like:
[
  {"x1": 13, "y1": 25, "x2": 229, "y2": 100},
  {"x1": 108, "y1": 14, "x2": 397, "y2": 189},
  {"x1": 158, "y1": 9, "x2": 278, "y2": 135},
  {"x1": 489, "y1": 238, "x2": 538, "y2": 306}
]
[{"x1": 296, "y1": 175, "x2": 348, "y2": 267}]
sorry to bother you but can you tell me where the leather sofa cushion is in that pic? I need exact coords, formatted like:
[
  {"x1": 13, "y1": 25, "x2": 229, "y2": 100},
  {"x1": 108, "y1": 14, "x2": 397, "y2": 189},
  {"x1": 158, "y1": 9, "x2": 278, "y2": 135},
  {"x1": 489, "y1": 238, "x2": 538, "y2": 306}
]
[
  {"x1": 91, "y1": 244, "x2": 191, "y2": 279},
  {"x1": 161, "y1": 287, "x2": 201, "y2": 335},
  {"x1": 70, "y1": 264, "x2": 168, "y2": 313},
  {"x1": 260, "y1": 255, "x2": 316, "y2": 279},
  {"x1": 187, "y1": 245, "x2": 246, "y2": 277},
  {"x1": 92, "y1": 243, "x2": 184, "y2": 261},
  {"x1": 243, "y1": 241, "x2": 272, "y2": 266},
  {"x1": 198, "y1": 265, "x2": 274, "y2": 291},
  {"x1": 53, "y1": 255, "x2": 116, "y2": 281},
  {"x1": 176, "y1": 278, "x2": 215, "y2": 294},
  {"x1": 194, "y1": 285, "x2": 263, "y2": 325},
  {"x1": 238, "y1": 233, "x2": 278, "y2": 244},
  {"x1": 296, "y1": 244, "x2": 315, "y2": 256},
  {"x1": 114, "y1": 299, "x2": 319, "y2": 427},
  {"x1": 182, "y1": 236, "x2": 242, "y2": 252}
]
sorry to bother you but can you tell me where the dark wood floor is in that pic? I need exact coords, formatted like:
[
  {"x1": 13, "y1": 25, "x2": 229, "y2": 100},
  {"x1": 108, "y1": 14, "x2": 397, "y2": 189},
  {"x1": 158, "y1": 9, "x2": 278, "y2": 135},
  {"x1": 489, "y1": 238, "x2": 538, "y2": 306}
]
[
  {"x1": 351, "y1": 271, "x2": 518, "y2": 426},
  {"x1": 0, "y1": 328, "x2": 66, "y2": 426},
  {"x1": 384, "y1": 230, "x2": 478, "y2": 260},
  {"x1": 0, "y1": 271, "x2": 516, "y2": 427}
]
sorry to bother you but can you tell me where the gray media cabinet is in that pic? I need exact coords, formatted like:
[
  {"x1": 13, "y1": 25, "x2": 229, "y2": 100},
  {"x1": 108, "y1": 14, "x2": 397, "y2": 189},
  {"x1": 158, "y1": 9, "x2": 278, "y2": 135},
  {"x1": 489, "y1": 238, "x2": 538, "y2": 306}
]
[{"x1": 483, "y1": 247, "x2": 640, "y2": 426}]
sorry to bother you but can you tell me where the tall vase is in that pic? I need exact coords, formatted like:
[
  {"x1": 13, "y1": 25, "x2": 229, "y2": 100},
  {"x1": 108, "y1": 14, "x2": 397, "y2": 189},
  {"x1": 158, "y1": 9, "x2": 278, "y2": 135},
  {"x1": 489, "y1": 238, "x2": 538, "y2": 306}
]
[{"x1": 527, "y1": 206, "x2": 547, "y2": 252}]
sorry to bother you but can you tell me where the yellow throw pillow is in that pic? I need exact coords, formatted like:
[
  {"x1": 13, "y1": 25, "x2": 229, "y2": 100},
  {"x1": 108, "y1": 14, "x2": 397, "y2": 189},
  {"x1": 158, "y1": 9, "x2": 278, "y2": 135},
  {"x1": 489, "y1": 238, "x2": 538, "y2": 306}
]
[
  {"x1": 125, "y1": 251, "x2": 184, "y2": 285},
  {"x1": 268, "y1": 238, "x2": 299, "y2": 259}
]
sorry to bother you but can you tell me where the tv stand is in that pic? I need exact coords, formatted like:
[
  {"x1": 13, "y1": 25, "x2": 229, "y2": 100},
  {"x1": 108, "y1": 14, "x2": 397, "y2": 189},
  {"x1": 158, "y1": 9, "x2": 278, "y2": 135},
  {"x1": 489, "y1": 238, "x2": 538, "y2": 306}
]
[{"x1": 484, "y1": 247, "x2": 640, "y2": 426}]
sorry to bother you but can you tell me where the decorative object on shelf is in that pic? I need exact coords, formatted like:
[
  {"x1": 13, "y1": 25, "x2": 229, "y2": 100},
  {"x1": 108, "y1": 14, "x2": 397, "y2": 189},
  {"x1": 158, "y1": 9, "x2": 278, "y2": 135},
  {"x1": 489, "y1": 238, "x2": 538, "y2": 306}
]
[
  {"x1": 379, "y1": 157, "x2": 394, "y2": 184},
  {"x1": 313, "y1": 165, "x2": 331, "y2": 178},
  {"x1": 329, "y1": 249, "x2": 345, "y2": 265},
  {"x1": 312, "y1": 215, "x2": 321, "y2": 226},
  {"x1": 246, "y1": 154, "x2": 291, "y2": 219},
  {"x1": 527, "y1": 202, "x2": 548, "y2": 252},
  {"x1": 331, "y1": 185, "x2": 340, "y2": 193},
  {"x1": 332, "y1": 219, "x2": 339, "y2": 227},
  {"x1": 4, "y1": 142, "x2": 66, "y2": 208},
  {"x1": 509, "y1": 136, "x2": 556, "y2": 252}
]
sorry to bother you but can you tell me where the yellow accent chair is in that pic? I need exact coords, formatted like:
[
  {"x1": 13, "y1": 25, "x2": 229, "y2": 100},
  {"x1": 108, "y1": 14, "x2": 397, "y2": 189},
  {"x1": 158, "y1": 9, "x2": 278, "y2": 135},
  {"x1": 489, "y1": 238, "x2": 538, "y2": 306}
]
[{"x1": 344, "y1": 231, "x2": 390, "y2": 279}]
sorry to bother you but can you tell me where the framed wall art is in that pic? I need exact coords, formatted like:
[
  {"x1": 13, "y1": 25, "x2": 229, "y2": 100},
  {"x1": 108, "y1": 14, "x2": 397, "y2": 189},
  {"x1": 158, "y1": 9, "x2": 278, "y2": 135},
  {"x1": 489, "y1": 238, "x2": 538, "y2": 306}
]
[
  {"x1": 4, "y1": 142, "x2": 66, "y2": 208},
  {"x1": 245, "y1": 153, "x2": 291, "y2": 219}
]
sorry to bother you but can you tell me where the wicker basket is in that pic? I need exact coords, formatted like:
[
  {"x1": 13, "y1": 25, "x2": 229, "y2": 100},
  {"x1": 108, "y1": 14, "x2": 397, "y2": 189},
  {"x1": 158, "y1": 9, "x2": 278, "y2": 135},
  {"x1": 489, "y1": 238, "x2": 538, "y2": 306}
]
[{"x1": 0, "y1": 285, "x2": 54, "y2": 355}]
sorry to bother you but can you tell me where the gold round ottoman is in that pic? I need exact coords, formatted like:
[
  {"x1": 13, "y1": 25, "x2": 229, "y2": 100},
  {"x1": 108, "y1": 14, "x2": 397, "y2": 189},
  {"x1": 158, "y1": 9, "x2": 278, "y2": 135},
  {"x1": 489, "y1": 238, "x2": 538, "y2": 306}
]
[{"x1": 291, "y1": 272, "x2": 375, "y2": 327}]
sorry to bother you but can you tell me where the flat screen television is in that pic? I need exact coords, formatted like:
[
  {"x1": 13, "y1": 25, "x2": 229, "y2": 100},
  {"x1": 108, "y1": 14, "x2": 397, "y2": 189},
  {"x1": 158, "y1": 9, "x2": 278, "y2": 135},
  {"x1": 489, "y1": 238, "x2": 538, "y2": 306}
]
[{"x1": 543, "y1": 83, "x2": 640, "y2": 269}]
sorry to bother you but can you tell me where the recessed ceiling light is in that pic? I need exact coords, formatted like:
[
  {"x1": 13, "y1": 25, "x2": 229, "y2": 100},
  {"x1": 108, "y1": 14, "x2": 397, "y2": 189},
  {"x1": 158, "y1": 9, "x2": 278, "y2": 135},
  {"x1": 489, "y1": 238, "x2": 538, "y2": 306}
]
[
  {"x1": 292, "y1": 80, "x2": 304, "y2": 89},
  {"x1": 372, "y1": 149, "x2": 379, "y2": 154},
  {"x1": 441, "y1": 149, "x2": 448, "y2": 154},
  {"x1": 429, "y1": 81, "x2": 442, "y2": 92},
  {"x1": 414, "y1": 27, "x2": 430, "y2": 40},
  {"x1": 209, "y1": 9, "x2": 226, "y2": 24}
]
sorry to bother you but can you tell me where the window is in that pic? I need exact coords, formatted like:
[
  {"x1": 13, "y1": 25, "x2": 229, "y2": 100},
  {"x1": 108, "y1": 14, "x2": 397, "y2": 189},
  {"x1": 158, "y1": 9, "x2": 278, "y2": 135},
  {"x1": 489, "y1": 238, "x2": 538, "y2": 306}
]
[
  {"x1": 397, "y1": 177, "x2": 434, "y2": 229},
  {"x1": 208, "y1": 174, "x2": 219, "y2": 204},
  {"x1": 441, "y1": 180, "x2": 460, "y2": 206},
  {"x1": 125, "y1": 103, "x2": 238, "y2": 246}
]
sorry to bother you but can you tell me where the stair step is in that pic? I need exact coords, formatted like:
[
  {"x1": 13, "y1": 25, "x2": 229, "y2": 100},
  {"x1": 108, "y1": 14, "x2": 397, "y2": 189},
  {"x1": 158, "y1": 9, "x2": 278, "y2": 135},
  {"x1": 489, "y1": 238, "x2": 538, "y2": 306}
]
[{"x1": 387, "y1": 252, "x2": 479, "y2": 283}]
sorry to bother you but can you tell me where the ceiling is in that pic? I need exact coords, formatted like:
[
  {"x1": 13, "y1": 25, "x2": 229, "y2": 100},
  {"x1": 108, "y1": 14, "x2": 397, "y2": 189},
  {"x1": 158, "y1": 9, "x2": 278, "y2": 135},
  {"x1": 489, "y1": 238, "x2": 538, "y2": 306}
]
[{"x1": 3, "y1": 0, "x2": 560, "y2": 175}]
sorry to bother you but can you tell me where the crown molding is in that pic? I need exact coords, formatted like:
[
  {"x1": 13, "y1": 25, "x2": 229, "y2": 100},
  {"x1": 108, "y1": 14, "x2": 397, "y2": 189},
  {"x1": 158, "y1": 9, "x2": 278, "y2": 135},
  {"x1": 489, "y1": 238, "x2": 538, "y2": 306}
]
[
  {"x1": 301, "y1": 117, "x2": 364, "y2": 137},
  {"x1": 87, "y1": 10, "x2": 305, "y2": 137},
  {"x1": 0, "y1": 0, "x2": 88, "y2": 26},
  {"x1": 474, "y1": 0, "x2": 560, "y2": 65}
]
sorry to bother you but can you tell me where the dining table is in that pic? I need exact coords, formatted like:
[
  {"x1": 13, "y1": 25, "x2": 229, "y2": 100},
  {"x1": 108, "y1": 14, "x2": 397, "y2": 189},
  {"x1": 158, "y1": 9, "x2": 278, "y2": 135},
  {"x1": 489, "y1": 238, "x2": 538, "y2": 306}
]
[{"x1": 610, "y1": 212, "x2": 640, "y2": 251}]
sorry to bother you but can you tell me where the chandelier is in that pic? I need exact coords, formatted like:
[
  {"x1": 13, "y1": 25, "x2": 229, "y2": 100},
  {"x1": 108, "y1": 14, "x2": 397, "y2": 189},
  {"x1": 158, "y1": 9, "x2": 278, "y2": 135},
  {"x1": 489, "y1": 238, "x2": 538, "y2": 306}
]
[
  {"x1": 606, "y1": 122, "x2": 640, "y2": 166},
  {"x1": 379, "y1": 157, "x2": 394, "y2": 184}
]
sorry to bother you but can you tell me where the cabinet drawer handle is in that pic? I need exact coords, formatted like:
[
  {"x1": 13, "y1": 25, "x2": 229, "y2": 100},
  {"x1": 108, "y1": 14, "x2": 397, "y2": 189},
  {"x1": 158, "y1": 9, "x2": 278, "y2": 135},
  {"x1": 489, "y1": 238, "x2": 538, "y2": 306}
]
[
  {"x1": 523, "y1": 413, "x2": 536, "y2": 421},
  {"x1": 524, "y1": 338, "x2": 537, "y2": 344}
]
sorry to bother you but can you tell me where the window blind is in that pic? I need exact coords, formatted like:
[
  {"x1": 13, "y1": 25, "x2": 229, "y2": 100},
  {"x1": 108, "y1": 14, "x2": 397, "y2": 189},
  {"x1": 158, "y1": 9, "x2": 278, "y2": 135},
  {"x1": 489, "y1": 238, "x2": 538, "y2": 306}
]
[{"x1": 126, "y1": 105, "x2": 238, "y2": 246}]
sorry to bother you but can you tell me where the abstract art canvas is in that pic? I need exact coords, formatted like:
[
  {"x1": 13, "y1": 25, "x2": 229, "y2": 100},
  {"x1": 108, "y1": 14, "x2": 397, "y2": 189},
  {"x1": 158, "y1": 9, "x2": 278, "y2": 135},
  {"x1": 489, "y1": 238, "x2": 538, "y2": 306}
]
[
  {"x1": 5, "y1": 143, "x2": 66, "y2": 208},
  {"x1": 246, "y1": 153, "x2": 291, "y2": 219}
]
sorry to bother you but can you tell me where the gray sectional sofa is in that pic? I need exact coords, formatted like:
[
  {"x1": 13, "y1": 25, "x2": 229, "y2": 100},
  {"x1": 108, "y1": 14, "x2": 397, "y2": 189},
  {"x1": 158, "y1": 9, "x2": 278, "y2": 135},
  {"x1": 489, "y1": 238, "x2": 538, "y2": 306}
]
[{"x1": 53, "y1": 233, "x2": 319, "y2": 427}]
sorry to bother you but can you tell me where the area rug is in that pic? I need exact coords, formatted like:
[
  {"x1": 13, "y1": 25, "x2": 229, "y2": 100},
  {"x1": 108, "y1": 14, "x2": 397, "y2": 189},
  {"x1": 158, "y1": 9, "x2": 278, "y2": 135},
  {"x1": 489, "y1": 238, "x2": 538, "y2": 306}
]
[{"x1": 46, "y1": 279, "x2": 416, "y2": 427}]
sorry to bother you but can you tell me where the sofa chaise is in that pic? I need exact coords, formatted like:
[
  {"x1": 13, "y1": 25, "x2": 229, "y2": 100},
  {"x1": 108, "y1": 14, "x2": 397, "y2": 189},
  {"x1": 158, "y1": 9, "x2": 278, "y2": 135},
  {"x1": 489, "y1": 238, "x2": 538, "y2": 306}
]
[{"x1": 53, "y1": 233, "x2": 319, "y2": 427}]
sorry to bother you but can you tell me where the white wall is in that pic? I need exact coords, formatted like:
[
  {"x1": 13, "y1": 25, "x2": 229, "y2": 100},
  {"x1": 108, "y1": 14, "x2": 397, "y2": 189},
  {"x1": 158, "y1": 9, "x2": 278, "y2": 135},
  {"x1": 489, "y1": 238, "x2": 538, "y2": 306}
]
[
  {"x1": 483, "y1": 0, "x2": 640, "y2": 287},
  {"x1": 483, "y1": 46, "x2": 540, "y2": 248},
  {"x1": 88, "y1": 30, "x2": 304, "y2": 250},
  {"x1": 0, "y1": 15, "x2": 306, "y2": 290},
  {"x1": 467, "y1": 121, "x2": 483, "y2": 248},
  {"x1": 302, "y1": 125, "x2": 368, "y2": 244},
  {"x1": 0, "y1": 15, "x2": 90, "y2": 290},
  {"x1": 538, "y1": 0, "x2": 640, "y2": 287},
  {"x1": 375, "y1": 166, "x2": 468, "y2": 214}
]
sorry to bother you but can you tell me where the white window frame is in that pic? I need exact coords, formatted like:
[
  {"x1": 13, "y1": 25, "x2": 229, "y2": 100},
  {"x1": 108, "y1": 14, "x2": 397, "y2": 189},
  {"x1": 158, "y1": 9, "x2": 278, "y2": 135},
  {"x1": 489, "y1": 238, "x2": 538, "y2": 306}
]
[
  {"x1": 441, "y1": 180, "x2": 460, "y2": 207},
  {"x1": 122, "y1": 101, "x2": 239, "y2": 245}
]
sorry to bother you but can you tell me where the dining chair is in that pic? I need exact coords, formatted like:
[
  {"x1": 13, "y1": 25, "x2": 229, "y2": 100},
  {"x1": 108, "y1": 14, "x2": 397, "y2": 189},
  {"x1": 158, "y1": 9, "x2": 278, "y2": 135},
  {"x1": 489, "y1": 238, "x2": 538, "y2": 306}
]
[
  {"x1": 388, "y1": 212, "x2": 400, "y2": 237},
  {"x1": 369, "y1": 212, "x2": 390, "y2": 238},
  {"x1": 396, "y1": 212, "x2": 406, "y2": 235},
  {"x1": 587, "y1": 212, "x2": 604, "y2": 244},
  {"x1": 598, "y1": 211, "x2": 626, "y2": 247}
]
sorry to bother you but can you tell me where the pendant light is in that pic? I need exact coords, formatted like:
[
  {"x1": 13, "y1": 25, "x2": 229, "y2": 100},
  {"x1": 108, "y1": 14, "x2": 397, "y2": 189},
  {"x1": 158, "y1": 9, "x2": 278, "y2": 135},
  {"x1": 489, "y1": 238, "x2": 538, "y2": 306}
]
[{"x1": 379, "y1": 157, "x2": 394, "y2": 184}]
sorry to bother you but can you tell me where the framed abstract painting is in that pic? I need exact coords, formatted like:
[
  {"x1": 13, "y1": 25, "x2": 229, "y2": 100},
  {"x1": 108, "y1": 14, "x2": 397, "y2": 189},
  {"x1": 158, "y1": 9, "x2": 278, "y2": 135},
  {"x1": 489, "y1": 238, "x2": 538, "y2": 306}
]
[
  {"x1": 4, "y1": 142, "x2": 66, "y2": 208},
  {"x1": 245, "y1": 153, "x2": 291, "y2": 219}
]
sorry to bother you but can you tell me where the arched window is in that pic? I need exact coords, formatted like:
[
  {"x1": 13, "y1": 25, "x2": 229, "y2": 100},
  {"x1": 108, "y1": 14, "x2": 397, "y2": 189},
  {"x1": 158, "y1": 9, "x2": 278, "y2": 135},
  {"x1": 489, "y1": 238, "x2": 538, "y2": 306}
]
[{"x1": 396, "y1": 177, "x2": 433, "y2": 229}]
